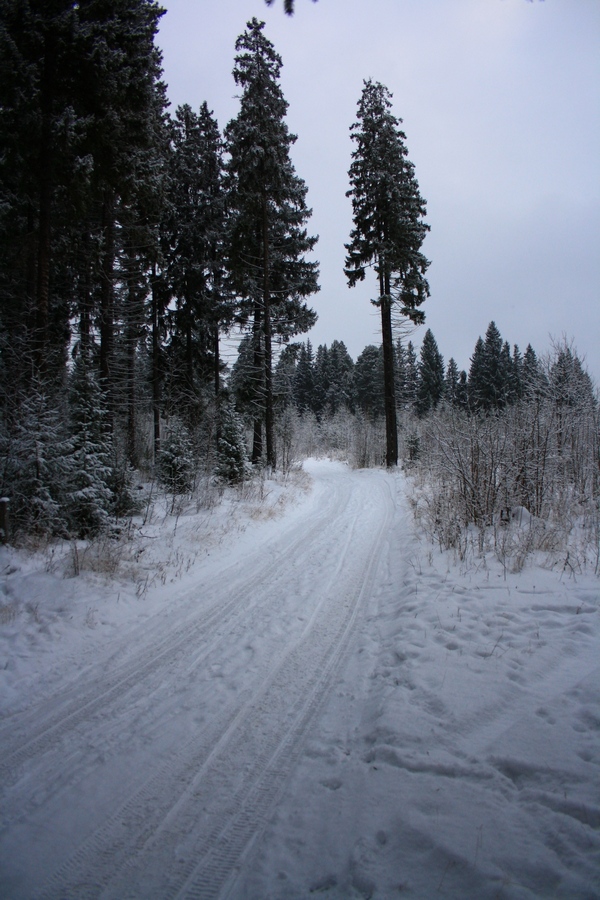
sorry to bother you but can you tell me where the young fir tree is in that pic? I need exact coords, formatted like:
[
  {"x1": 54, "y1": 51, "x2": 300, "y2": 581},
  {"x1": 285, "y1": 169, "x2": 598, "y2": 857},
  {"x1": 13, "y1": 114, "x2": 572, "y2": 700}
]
[
  {"x1": 468, "y1": 336, "x2": 486, "y2": 411},
  {"x1": 522, "y1": 344, "x2": 543, "y2": 397},
  {"x1": 327, "y1": 340, "x2": 355, "y2": 414},
  {"x1": 215, "y1": 402, "x2": 251, "y2": 485},
  {"x1": 354, "y1": 345, "x2": 385, "y2": 419},
  {"x1": 395, "y1": 340, "x2": 408, "y2": 411},
  {"x1": 64, "y1": 356, "x2": 114, "y2": 537},
  {"x1": 444, "y1": 358, "x2": 460, "y2": 407},
  {"x1": 157, "y1": 422, "x2": 196, "y2": 495},
  {"x1": 416, "y1": 328, "x2": 444, "y2": 417},
  {"x1": 511, "y1": 344, "x2": 524, "y2": 402},
  {"x1": 469, "y1": 321, "x2": 512, "y2": 412},
  {"x1": 225, "y1": 18, "x2": 319, "y2": 468},
  {"x1": 345, "y1": 80, "x2": 430, "y2": 466},
  {"x1": 229, "y1": 333, "x2": 261, "y2": 424},
  {"x1": 313, "y1": 344, "x2": 330, "y2": 417},
  {"x1": 448, "y1": 360, "x2": 469, "y2": 410},
  {"x1": 2, "y1": 385, "x2": 68, "y2": 536},
  {"x1": 293, "y1": 340, "x2": 316, "y2": 414},
  {"x1": 404, "y1": 341, "x2": 419, "y2": 411},
  {"x1": 273, "y1": 342, "x2": 301, "y2": 410},
  {"x1": 550, "y1": 345, "x2": 596, "y2": 411}
]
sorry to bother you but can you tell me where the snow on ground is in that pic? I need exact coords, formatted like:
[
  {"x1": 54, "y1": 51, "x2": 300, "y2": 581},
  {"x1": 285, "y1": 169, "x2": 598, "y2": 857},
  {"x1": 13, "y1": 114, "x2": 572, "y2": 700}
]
[{"x1": 0, "y1": 459, "x2": 598, "y2": 899}]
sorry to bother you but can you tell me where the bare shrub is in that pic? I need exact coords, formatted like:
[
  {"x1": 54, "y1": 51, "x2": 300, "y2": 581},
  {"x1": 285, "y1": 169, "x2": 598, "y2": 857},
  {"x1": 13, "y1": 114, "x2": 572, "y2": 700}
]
[
  {"x1": 350, "y1": 413, "x2": 385, "y2": 469},
  {"x1": 406, "y1": 342, "x2": 599, "y2": 572},
  {"x1": 66, "y1": 533, "x2": 129, "y2": 578}
]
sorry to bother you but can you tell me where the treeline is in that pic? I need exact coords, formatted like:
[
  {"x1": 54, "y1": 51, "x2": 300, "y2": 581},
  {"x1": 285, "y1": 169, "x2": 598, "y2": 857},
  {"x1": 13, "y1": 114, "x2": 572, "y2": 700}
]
[
  {"x1": 1, "y1": 4, "x2": 596, "y2": 563},
  {"x1": 252, "y1": 321, "x2": 565, "y2": 422},
  {"x1": 259, "y1": 323, "x2": 599, "y2": 570},
  {"x1": 0, "y1": 11, "x2": 319, "y2": 536},
  {"x1": 412, "y1": 338, "x2": 599, "y2": 570}
]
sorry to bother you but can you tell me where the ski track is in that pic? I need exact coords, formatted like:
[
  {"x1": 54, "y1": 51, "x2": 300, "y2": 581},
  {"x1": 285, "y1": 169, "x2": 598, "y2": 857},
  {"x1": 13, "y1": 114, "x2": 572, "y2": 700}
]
[{"x1": 0, "y1": 462, "x2": 395, "y2": 899}]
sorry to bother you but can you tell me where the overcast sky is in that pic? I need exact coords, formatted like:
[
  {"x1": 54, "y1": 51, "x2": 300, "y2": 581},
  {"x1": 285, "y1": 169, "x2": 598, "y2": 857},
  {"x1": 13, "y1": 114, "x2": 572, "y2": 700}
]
[{"x1": 156, "y1": 0, "x2": 600, "y2": 381}]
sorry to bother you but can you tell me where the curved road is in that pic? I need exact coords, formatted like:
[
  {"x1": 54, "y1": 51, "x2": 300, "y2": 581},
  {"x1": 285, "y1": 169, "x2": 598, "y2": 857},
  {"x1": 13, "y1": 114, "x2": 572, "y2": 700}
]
[{"x1": 0, "y1": 461, "x2": 395, "y2": 899}]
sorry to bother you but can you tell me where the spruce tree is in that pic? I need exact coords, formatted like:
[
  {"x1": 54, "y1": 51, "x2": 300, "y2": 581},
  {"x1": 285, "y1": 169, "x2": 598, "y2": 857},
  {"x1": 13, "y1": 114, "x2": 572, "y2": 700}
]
[
  {"x1": 164, "y1": 102, "x2": 228, "y2": 431},
  {"x1": 550, "y1": 345, "x2": 596, "y2": 410},
  {"x1": 327, "y1": 340, "x2": 355, "y2": 414},
  {"x1": 511, "y1": 344, "x2": 524, "y2": 402},
  {"x1": 293, "y1": 341, "x2": 316, "y2": 414},
  {"x1": 468, "y1": 336, "x2": 486, "y2": 411},
  {"x1": 345, "y1": 80, "x2": 430, "y2": 466},
  {"x1": 2, "y1": 385, "x2": 68, "y2": 536},
  {"x1": 215, "y1": 402, "x2": 251, "y2": 484},
  {"x1": 444, "y1": 358, "x2": 468, "y2": 410},
  {"x1": 273, "y1": 343, "x2": 301, "y2": 410},
  {"x1": 313, "y1": 344, "x2": 330, "y2": 418},
  {"x1": 225, "y1": 18, "x2": 319, "y2": 468},
  {"x1": 404, "y1": 341, "x2": 419, "y2": 411},
  {"x1": 64, "y1": 356, "x2": 114, "y2": 537},
  {"x1": 416, "y1": 328, "x2": 444, "y2": 416},
  {"x1": 522, "y1": 344, "x2": 543, "y2": 396},
  {"x1": 157, "y1": 422, "x2": 196, "y2": 495},
  {"x1": 457, "y1": 369, "x2": 469, "y2": 410},
  {"x1": 354, "y1": 345, "x2": 385, "y2": 419},
  {"x1": 229, "y1": 334, "x2": 260, "y2": 422},
  {"x1": 444, "y1": 358, "x2": 460, "y2": 407}
]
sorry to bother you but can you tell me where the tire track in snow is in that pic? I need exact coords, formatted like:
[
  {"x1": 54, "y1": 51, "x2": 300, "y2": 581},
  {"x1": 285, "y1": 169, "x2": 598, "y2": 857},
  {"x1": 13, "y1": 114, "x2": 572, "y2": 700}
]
[
  {"x1": 0, "y1": 477, "x2": 342, "y2": 787},
  {"x1": 35, "y1": 468, "x2": 394, "y2": 900}
]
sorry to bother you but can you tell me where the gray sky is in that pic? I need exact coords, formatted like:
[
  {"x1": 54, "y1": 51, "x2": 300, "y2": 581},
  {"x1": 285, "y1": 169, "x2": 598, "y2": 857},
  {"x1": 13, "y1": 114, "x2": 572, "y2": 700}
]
[{"x1": 156, "y1": 0, "x2": 600, "y2": 381}]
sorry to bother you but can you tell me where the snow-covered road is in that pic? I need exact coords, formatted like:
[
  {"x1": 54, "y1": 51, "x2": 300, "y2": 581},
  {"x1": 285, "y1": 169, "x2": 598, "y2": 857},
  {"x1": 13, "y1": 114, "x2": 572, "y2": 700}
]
[
  {"x1": 0, "y1": 461, "x2": 395, "y2": 898},
  {"x1": 0, "y1": 459, "x2": 599, "y2": 898}
]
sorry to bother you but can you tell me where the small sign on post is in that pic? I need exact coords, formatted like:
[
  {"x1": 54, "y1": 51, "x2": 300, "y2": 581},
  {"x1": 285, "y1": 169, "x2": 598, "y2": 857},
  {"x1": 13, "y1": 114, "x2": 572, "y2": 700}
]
[{"x1": 0, "y1": 498, "x2": 9, "y2": 544}]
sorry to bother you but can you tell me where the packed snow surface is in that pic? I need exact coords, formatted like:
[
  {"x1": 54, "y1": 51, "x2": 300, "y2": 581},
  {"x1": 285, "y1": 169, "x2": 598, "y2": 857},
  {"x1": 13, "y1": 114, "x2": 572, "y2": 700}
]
[{"x1": 0, "y1": 459, "x2": 598, "y2": 898}]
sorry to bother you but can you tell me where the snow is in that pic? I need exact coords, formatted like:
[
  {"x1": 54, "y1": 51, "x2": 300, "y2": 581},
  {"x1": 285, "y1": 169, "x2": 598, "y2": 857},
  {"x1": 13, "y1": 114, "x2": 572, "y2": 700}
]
[{"x1": 0, "y1": 459, "x2": 598, "y2": 898}]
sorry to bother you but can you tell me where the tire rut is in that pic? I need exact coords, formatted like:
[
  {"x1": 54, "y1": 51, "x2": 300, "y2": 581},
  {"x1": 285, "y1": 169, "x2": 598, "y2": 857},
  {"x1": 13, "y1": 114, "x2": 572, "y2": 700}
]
[
  {"x1": 36, "y1": 474, "x2": 394, "y2": 900},
  {"x1": 0, "y1": 483, "x2": 341, "y2": 787}
]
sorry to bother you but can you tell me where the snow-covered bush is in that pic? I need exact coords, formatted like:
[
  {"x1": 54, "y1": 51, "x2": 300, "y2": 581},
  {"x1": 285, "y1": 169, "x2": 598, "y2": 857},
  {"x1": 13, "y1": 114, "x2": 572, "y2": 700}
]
[
  {"x1": 350, "y1": 412, "x2": 385, "y2": 469},
  {"x1": 63, "y1": 358, "x2": 115, "y2": 538},
  {"x1": 157, "y1": 423, "x2": 196, "y2": 494},
  {"x1": 406, "y1": 343, "x2": 599, "y2": 570},
  {"x1": 0, "y1": 386, "x2": 69, "y2": 537},
  {"x1": 108, "y1": 456, "x2": 141, "y2": 519},
  {"x1": 215, "y1": 403, "x2": 251, "y2": 484}
]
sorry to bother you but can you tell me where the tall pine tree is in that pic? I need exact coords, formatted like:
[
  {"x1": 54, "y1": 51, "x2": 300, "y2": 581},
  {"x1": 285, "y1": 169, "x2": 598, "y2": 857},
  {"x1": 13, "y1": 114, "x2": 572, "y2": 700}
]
[
  {"x1": 345, "y1": 80, "x2": 429, "y2": 466},
  {"x1": 225, "y1": 18, "x2": 318, "y2": 468},
  {"x1": 164, "y1": 102, "x2": 228, "y2": 431}
]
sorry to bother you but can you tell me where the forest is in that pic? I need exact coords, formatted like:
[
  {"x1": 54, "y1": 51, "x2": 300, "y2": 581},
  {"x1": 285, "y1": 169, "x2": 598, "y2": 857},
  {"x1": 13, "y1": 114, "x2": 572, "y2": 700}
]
[{"x1": 0, "y1": 3, "x2": 598, "y2": 570}]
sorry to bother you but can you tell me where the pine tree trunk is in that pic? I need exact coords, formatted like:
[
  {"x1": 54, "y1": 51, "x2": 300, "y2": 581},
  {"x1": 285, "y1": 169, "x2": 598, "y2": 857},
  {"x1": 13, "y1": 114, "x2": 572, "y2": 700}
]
[
  {"x1": 380, "y1": 270, "x2": 398, "y2": 467},
  {"x1": 213, "y1": 327, "x2": 220, "y2": 399},
  {"x1": 151, "y1": 263, "x2": 161, "y2": 460},
  {"x1": 214, "y1": 326, "x2": 221, "y2": 447},
  {"x1": 263, "y1": 197, "x2": 276, "y2": 469},
  {"x1": 78, "y1": 231, "x2": 92, "y2": 357},
  {"x1": 252, "y1": 301, "x2": 263, "y2": 464},
  {"x1": 125, "y1": 245, "x2": 138, "y2": 466},
  {"x1": 35, "y1": 171, "x2": 51, "y2": 375},
  {"x1": 185, "y1": 317, "x2": 194, "y2": 427},
  {"x1": 99, "y1": 190, "x2": 115, "y2": 427},
  {"x1": 33, "y1": 31, "x2": 58, "y2": 376}
]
